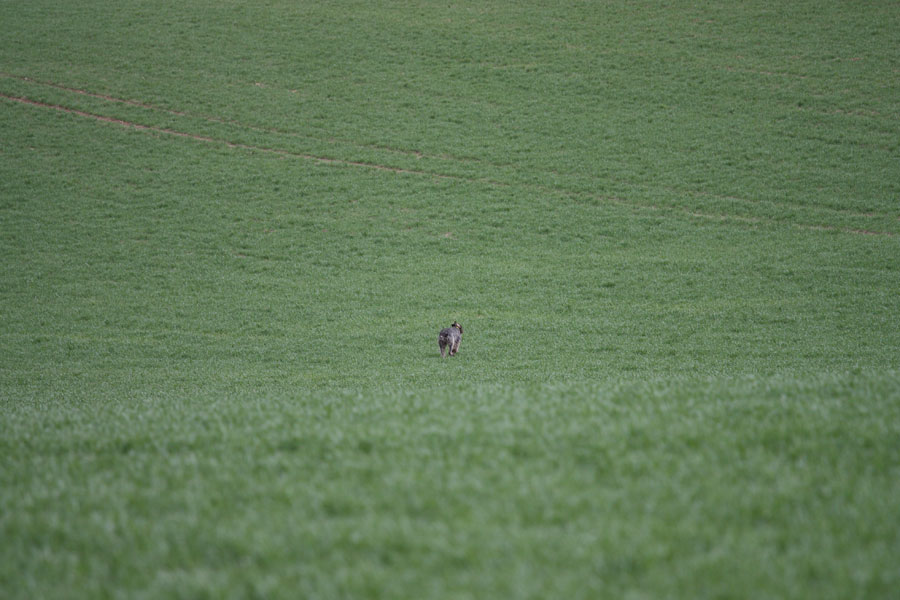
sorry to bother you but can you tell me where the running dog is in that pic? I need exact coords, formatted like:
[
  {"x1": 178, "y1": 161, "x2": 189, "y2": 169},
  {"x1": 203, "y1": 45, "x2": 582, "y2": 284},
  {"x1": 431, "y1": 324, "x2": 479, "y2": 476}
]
[{"x1": 438, "y1": 322, "x2": 463, "y2": 358}]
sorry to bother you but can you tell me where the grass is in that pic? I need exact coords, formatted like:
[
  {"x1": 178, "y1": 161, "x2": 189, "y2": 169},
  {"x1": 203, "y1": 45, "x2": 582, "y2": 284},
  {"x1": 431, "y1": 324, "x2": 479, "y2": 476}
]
[
  {"x1": 3, "y1": 377, "x2": 899, "y2": 598},
  {"x1": 2, "y1": 0, "x2": 900, "y2": 598}
]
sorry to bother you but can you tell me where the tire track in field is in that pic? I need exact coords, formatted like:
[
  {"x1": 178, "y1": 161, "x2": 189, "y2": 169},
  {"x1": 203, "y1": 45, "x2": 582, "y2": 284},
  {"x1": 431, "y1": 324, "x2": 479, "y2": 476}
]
[
  {"x1": 0, "y1": 72, "x2": 463, "y2": 163},
  {"x1": 0, "y1": 89, "x2": 629, "y2": 211},
  {"x1": 0, "y1": 73, "x2": 180, "y2": 113},
  {"x1": 5, "y1": 72, "x2": 895, "y2": 224},
  {"x1": 2, "y1": 86, "x2": 895, "y2": 238},
  {"x1": 0, "y1": 92, "x2": 480, "y2": 181}
]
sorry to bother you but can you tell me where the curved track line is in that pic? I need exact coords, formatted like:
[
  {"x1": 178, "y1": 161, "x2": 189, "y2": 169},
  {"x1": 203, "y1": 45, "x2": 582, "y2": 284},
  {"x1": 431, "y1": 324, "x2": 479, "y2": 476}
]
[
  {"x1": 0, "y1": 92, "x2": 464, "y2": 180},
  {"x1": 4, "y1": 72, "x2": 896, "y2": 230},
  {"x1": 0, "y1": 72, "x2": 178, "y2": 112},
  {"x1": 0, "y1": 72, "x2": 459, "y2": 162},
  {"x1": 2, "y1": 91, "x2": 894, "y2": 238}
]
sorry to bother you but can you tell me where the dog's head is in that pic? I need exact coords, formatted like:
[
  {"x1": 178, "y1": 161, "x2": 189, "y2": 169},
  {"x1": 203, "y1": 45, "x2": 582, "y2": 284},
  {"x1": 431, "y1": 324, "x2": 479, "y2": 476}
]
[{"x1": 452, "y1": 321, "x2": 463, "y2": 335}]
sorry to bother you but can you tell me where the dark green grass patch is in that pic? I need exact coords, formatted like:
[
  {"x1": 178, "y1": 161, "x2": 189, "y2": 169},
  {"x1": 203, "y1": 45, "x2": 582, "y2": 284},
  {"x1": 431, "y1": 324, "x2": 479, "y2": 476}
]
[{"x1": 3, "y1": 1, "x2": 898, "y2": 231}]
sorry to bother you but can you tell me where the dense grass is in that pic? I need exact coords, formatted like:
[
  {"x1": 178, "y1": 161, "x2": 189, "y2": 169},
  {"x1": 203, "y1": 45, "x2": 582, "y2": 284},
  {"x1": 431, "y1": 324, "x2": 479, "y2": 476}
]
[
  {"x1": 3, "y1": 377, "x2": 900, "y2": 598},
  {"x1": 2, "y1": 1, "x2": 899, "y2": 598}
]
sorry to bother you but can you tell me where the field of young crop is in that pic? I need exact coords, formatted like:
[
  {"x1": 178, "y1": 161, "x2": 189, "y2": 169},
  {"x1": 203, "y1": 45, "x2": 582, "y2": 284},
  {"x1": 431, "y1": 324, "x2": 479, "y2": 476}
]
[{"x1": 2, "y1": 1, "x2": 899, "y2": 598}]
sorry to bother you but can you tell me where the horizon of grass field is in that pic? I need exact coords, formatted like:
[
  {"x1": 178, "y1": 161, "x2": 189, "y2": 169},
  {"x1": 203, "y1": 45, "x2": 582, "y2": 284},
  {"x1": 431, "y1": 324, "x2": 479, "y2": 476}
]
[{"x1": 2, "y1": 1, "x2": 900, "y2": 598}]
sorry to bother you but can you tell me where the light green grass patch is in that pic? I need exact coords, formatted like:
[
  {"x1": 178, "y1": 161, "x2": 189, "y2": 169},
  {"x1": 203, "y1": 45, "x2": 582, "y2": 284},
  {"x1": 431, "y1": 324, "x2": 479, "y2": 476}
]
[{"x1": 2, "y1": 374, "x2": 899, "y2": 598}]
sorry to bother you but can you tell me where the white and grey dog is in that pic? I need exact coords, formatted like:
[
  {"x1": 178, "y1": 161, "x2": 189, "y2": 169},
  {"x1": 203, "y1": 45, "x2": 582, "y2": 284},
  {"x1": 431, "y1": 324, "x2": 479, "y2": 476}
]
[{"x1": 438, "y1": 322, "x2": 463, "y2": 358}]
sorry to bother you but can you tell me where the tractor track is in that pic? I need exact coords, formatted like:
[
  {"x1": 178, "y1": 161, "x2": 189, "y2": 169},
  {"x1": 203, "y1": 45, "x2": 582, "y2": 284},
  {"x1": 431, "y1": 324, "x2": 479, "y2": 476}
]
[
  {"x1": 2, "y1": 77, "x2": 896, "y2": 238},
  {"x1": 0, "y1": 92, "x2": 468, "y2": 181}
]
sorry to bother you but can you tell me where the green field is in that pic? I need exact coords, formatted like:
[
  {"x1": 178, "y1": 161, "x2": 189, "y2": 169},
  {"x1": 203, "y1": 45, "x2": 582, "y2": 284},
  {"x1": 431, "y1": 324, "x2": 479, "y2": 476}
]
[{"x1": 2, "y1": 1, "x2": 899, "y2": 597}]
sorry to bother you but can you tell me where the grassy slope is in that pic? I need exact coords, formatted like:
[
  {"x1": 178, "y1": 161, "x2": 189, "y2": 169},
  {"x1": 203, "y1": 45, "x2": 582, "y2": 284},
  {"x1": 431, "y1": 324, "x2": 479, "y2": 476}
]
[
  {"x1": 3, "y1": 377, "x2": 899, "y2": 598},
  {"x1": 2, "y1": 1, "x2": 899, "y2": 598}
]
